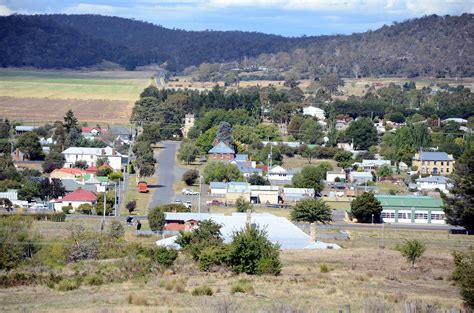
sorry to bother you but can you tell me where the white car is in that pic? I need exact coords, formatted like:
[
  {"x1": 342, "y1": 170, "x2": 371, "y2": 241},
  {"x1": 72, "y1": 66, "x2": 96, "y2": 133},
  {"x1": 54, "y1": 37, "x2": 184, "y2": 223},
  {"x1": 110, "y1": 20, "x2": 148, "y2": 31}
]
[
  {"x1": 182, "y1": 188, "x2": 199, "y2": 195},
  {"x1": 184, "y1": 201, "x2": 192, "y2": 209}
]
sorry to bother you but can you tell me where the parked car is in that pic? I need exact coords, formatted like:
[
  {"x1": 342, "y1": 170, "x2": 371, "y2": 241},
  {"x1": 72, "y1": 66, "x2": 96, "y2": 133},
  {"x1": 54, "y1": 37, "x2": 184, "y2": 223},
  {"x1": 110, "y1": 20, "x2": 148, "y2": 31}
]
[
  {"x1": 182, "y1": 188, "x2": 199, "y2": 195},
  {"x1": 206, "y1": 199, "x2": 223, "y2": 206},
  {"x1": 174, "y1": 199, "x2": 182, "y2": 204},
  {"x1": 184, "y1": 201, "x2": 192, "y2": 209}
]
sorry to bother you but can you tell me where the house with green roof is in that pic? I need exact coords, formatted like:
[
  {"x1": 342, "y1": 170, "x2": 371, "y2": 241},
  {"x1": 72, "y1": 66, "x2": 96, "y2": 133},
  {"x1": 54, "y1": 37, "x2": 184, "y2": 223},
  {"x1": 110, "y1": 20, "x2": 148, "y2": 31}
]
[{"x1": 376, "y1": 195, "x2": 445, "y2": 224}]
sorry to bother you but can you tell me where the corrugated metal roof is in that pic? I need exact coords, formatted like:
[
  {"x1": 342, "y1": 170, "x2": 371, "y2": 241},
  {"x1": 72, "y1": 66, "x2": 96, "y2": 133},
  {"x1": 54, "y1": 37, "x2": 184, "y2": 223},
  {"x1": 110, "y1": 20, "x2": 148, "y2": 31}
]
[
  {"x1": 210, "y1": 182, "x2": 227, "y2": 189},
  {"x1": 375, "y1": 195, "x2": 443, "y2": 209},
  {"x1": 208, "y1": 142, "x2": 235, "y2": 154},
  {"x1": 416, "y1": 176, "x2": 451, "y2": 183},
  {"x1": 416, "y1": 151, "x2": 452, "y2": 161}
]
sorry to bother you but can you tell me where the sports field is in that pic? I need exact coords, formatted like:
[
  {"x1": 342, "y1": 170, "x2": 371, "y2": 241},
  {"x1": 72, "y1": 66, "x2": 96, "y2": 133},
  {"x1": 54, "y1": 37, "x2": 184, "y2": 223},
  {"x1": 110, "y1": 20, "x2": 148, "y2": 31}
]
[{"x1": 0, "y1": 69, "x2": 153, "y2": 124}]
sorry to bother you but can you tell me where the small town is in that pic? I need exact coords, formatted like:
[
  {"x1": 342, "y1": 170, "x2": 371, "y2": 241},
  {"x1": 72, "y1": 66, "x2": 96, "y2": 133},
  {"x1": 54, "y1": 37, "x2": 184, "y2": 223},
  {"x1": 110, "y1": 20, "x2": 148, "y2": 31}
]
[{"x1": 0, "y1": 3, "x2": 473, "y2": 313}]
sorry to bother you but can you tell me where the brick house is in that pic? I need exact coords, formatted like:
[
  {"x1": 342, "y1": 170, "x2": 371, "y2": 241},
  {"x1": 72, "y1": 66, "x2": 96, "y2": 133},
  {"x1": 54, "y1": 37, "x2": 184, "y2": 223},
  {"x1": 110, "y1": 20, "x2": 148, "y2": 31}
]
[{"x1": 208, "y1": 141, "x2": 235, "y2": 161}]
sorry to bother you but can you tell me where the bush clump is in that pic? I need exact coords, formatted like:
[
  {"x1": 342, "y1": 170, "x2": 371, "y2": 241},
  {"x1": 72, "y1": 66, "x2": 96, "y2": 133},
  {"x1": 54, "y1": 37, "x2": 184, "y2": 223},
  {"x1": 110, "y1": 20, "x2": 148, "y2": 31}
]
[
  {"x1": 56, "y1": 278, "x2": 80, "y2": 291},
  {"x1": 230, "y1": 280, "x2": 255, "y2": 295},
  {"x1": 192, "y1": 285, "x2": 213, "y2": 296},
  {"x1": 62, "y1": 205, "x2": 73, "y2": 214},
  {"x1": 77, "y1": 203, "x2": 93, "y2": 215},
  {"x1": 320, "y1": 263, "x2": 329, "y2": 273},
  {"x1": 138, "y1": 246, "x2": 178, "y2": 267},
  {"x1": 182, "y1": 169, "x2": 199, "y2": 186},
  {"x1": 108, "y1": 220, "x2": 125, "y2": 239},
  {"x1": 227, "y1": 226, "x2": 281, "y2": 275}
]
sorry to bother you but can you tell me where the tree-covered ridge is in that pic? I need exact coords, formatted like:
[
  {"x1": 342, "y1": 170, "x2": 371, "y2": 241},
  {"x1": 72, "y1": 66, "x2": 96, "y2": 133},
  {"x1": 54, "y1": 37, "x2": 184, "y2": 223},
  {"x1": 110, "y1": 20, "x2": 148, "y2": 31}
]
[{"x1": 0, "y1": 13, "x2": 472, "y2": 76}]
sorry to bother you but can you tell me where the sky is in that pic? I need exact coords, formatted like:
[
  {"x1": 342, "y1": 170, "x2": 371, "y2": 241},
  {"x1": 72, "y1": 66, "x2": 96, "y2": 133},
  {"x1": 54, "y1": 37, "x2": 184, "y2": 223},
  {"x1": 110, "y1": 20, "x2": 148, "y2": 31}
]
[{"x1": 1, "y1": 0, "x2": 472, "y2": 36}]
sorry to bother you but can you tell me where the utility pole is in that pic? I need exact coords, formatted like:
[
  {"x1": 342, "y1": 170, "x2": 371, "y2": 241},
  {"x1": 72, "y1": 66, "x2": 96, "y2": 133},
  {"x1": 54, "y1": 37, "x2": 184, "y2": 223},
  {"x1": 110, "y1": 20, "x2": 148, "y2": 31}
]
[
  {"x1": 198, "y1": 171, "x2": 202, "y2": 214},
  {"x1": 101, "y1": 191, "x2": 106, "y2": 231}
]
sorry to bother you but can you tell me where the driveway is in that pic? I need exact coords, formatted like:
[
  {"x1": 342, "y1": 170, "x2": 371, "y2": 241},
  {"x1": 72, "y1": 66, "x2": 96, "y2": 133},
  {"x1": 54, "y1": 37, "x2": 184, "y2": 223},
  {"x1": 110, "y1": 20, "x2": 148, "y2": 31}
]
[{"x1": 148, "y1": 141, "x2": 186, "y2": 208}]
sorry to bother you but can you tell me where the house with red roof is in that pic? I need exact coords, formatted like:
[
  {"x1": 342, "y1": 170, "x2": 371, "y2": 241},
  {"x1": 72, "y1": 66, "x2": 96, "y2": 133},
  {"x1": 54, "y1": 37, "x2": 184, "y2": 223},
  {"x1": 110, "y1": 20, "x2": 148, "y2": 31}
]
[
  {"x1": 50, "y1": 168, "x2": 85, "y2": 180},
  {"x1": 81, "y1": 126, "x2": 107, "y2": 137},
  {"x1": 50, "y1": 188, "x2": 98, "y2": 212}
]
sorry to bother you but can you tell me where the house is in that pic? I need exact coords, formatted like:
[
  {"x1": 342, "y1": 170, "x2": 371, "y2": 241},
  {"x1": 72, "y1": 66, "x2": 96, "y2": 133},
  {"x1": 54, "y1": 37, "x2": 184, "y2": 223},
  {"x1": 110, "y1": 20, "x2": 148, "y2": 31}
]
[
  {"x1": 50, "y1": 168, "x2": 85, "y2": 180},
  {"x1": 61, "y1": 179, "x2": 98, "y2": 193},
  {"x1": 335, "y1": 121, "x2": 350, "y2": 131},
  {"x1": 377, "y1": 195, "x2": 445, "y2": 224},
  {"x1": 302, "y1": 106, "x2": 325, "y2": 120},
  {"x1": 81, "y1": 126, "x2": 107, "y2": 139},
  {"x1": 326, "y1": 170, "x2": 346, "y2": 183},
  {"x1": 349, "y1": 171, "x2": 373, "y2": 184},
  {"x1": 398, "y1": 161, "x2": 409, "y2": 172},
  {"x1": 157, "y1": 212, "x2": 340, "y2": 250},
  {"x1": 181, "y1": 114, "x2": 195, "y2": 138},
  {"x1": 359, "y1": 159, "x2": 391, "y2": 171},
  {"x1": 225, "y1": 182, "x2": 251, "y2": 205},
  {"x1": 209, "y1": 182, "x2": 228, "y2": 196},
  {"x1": 282, "y1": 188, "x2": 315, "y2": 203},
  {"x1": 50, "y1": 188, "x2": 97, "y2": 212},
  {"x1": 443, "y1": 118, "x2": 467, "y2": 124},
  {"x1": 261, "y1": 141, "x2": 302, "y2": 149},
  {"x1": 230, "y1": 154, "x2": 262, "y2": 177},
  {"x1": 267, "y1": 166, "x2": 298, "y2": 186},
  {"x1": 412, "y1": 151, "x2": 455, "y2": 176},
  {"x1": 62, "y1": 146, "x2": 125, "y2": 171},
  {"x1": 415, "y1": 176, "x2": 453, "y2": 193},
  {"x1": 0, "y1": 189, "x2": 18, "y2": 201},
  {"x1": 250, "y1": 185, "x2": 279, "y2": 204},
  {"x1": 208, "y1": 141, "x2": 235, "y2": 161},
  {"x1": 15, "y1": 125, "x2": 38, "y2": 134}
]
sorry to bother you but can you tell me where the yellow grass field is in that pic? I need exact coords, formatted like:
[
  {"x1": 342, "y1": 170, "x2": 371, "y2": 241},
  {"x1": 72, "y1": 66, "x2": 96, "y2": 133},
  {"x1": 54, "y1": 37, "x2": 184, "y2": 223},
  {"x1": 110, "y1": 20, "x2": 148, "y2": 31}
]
[{"x1": 0, "y1": 69, "x2": 153, "y2": 124}]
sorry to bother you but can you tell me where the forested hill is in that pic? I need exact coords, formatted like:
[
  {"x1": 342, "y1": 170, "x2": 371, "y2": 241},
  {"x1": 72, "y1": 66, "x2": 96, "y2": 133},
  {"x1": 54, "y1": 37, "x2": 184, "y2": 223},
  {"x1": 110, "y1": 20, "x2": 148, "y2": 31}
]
[{"x1": 0, "y1": 13, "x2": 473, "y2": 76}]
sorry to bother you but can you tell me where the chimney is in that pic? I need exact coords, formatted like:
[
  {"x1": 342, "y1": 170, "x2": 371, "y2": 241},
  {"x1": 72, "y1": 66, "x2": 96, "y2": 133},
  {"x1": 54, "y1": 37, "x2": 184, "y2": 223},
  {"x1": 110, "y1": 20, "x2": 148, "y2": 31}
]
[
  {"x1": 15, "y1": 148, "x2": 20, "y2": 161},
  {"x1": 246, "y1": 209, "x2": 252, "y2": 227},
  {"x1": 309, "y1": 222, "x2": 317, "y2": 243}
]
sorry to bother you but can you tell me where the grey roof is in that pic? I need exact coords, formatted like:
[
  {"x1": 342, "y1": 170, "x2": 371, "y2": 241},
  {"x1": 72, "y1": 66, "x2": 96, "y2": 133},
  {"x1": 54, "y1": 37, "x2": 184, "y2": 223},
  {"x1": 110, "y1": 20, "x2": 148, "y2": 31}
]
[
  {"x1": 208, "y1": 141, "x2": 235, "y2": 154},
  {"x1": 416, "y1": 151, "x2": 452, "y2": 161},
  {"x1": 165, "y1": 212, "x2": 218, "y2": 221},
  {"x1": 210, "y1": 182, "x2": 227, "y2": 189},
  {"x1": 362, "y1": 159, "x2": 391, "y2": 166},
  {"x1": 416, "y1": 176, "x2": 451, "y2": 184},
  {"x1": 350, "y1": 171, "x2": 373, "y2": 177},
  {"x1": 61, "y1": 179, "x2": 97, "y2": 193}
]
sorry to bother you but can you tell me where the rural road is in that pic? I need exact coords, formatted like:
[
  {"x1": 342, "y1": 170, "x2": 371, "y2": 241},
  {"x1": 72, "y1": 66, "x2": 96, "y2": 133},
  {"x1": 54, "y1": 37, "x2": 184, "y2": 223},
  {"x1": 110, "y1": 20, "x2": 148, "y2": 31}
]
[{"x1": 148, "y1": 141, "x2": 186, "y2": 208}]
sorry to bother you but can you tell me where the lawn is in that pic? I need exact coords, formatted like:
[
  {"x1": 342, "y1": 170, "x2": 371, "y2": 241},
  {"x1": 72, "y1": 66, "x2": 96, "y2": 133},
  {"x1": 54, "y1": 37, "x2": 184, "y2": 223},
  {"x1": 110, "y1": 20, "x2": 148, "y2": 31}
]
[
  {"x1": 122, "y1": 175, "x2": 155, "y2": 216},
  {"x1": 209, "y1": 205, "x2": 291, "y2": 218},
  {"x1": 282, "y1": 155, "x2": 338, "y2": 170}
]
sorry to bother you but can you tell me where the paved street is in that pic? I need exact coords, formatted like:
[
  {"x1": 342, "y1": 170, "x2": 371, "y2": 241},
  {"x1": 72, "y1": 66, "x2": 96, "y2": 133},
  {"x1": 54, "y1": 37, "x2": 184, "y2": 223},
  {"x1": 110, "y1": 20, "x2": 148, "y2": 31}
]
[{"x1": 148, "y1": 141, "x2": 185, "y2": 208}]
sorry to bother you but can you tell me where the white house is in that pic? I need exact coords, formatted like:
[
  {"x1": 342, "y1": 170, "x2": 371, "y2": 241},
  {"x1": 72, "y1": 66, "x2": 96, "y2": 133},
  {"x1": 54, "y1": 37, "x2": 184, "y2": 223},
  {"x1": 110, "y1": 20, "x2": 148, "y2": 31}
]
[
  {"x1": 349, "y1": 171, "x2": 373, "y2": 184},
  {"x1": 62, "y1": 146, "x2": 125, "y2": 171},
  {"x1": 358, "y1": 159, "x2": 391, "y2": 171},
  {"x1": 326, "y1": 170, "x2": 346, "y2": 183},
  {"x1": 209, "y1": 182, "x2": 228, "y2": 196},
  {"x1": 267, "y1": 166, "x2": 298, "y2": 186},
  {"x1": 415, "y1": 176, "x2": 453, "y2": 193},
  {"x1": 50, "y1": 188, "x2": 97, "y2": 212},
  {"x1": 302, "y1": 106, "x2": 325, "y2": 120},
  {"x1": 398, "y1": 162, "x2": 409, "y2": 172}
]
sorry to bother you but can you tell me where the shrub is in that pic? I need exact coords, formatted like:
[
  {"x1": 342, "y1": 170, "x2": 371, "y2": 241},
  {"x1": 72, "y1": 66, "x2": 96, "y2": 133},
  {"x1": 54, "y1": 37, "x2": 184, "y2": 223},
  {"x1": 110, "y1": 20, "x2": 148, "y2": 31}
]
[
  {"x1": 108, "y1": 220, "x2": 125, "y2": 239},
  {"x1": 77, "y1": 203, "x2": 93, "y2": 215},
  {"x1": 127, "y1": 293, "x2": 148, "y2": 305},
  {"x1": 452, "y1": 249, "x2": 474, "y2": 309},
  {"x1": 192, "y1": 285, "x2": 213, "y2": 296},
  {"x1": 108, "y1": 171, "x2": 123, "y2": 182},
  {"x1": 0, "y1": 216, "x2": 40, "y2": 270},
  {"x1": 62, "y1": 205, "x2": 73, "y2": 214},
  {"x1": 199, "y1": 245, "x2": 230, "y2": 271},
  {"x1": 230, "y1": 284, "x2": 245, "y2": 294},
  {"x1": 126, "y1": 200, "x2": 136, "y2": 214},
  {"x1": 67, "y1": 238, "x2": 99, "y2": 263},
  {"x1": 50, "y1": 212, "x2": 66, "y2": 222},
  {"x1": 56, "y1": 278, "x2": 80, "y2": 291},
  {"x1": 230, "y1": 281, "x2": 255, "y2": 295},
  {"x1": 320, "y1": 263, "x2": 329, "y2": 273},
  {"x1": 397, "y1": 239, "x2": 426, "y2": 267},
  {"x1": 148, "y1": 207, "x2": 165, "y2": 232},
  {"x1": 350, "y1": 192, "x2": 382, "y2": 223},
  {"x1": 227, "y1": 226, "x2": 281, "y2": 275},
  {"x1": 182, "y1": 169, "x2": 199, "y2": 186},
  {"x1": 235, "y1": 196, "x2": 252, "y2": 213},
  {"x1": 83, "y1": 273, "x2": 104, "y2": 286},
  {"x1": 138, "y1": 246, "x2": 178, "y2": 267}
]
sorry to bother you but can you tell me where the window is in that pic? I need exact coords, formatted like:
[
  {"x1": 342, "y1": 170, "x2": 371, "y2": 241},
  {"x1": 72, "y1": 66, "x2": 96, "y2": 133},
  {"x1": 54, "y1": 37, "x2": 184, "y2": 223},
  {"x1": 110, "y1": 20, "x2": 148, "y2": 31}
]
[
  {"x1": 381, "y1": 212, "x2": 395, "y2": 219},
  {"x1": 415, "y1": 213, "x2": 428, "y2": 220},
  {"x1": 422, "y1": 161, "x2": 426, "y2": 165},
  {"x1": 441, "y1": 161, "x2": 444, "y2": 166},
  {"x1": 440, "y1": 168, "x2": 444, "y2": 173},
  {"x1": 446, "y1": 162, "x2": 450, "y2": 166},
  {"x1": 446, "y1": 168, "x2": 449, "y2": 173},
  {"x1": 434, "y1": 161, "x2": 437, "y2": 165},
  {"x1": 431, "y1": 214, "x2": 445, "y2": 220},
  {"x1": 398, "y1": 212, "x2": 411, "y2": 219}
]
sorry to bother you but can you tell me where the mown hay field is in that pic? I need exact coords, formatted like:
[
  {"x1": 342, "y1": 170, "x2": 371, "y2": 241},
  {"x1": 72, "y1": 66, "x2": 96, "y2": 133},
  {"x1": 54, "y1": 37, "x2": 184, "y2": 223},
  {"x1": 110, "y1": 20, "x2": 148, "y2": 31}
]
[{"x1": 0, "y1": 69, "x2": 153, "y2": 124}]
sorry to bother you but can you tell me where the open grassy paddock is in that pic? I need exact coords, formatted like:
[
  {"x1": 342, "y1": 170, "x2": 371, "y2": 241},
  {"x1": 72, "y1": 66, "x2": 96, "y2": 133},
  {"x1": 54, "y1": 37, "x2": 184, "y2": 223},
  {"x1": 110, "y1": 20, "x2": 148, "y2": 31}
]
[
  {"x1": 0, "y1": 69, "x2": 153, "y2": 124},
  {"x1": 0, "y1": 217, "x2": 472, "y2": 312}
]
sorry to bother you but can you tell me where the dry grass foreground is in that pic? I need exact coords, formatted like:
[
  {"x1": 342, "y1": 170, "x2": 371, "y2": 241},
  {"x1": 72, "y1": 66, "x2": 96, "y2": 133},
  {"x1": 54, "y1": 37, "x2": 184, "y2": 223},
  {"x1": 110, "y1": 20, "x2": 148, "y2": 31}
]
[
  {"x1": 0, "y1": 69, "x2": 153, "y2": 124},
  {"x1": 0, "y1": 245, "x2": 467, "y2": 312}
]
